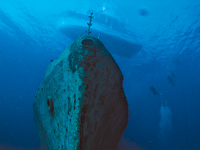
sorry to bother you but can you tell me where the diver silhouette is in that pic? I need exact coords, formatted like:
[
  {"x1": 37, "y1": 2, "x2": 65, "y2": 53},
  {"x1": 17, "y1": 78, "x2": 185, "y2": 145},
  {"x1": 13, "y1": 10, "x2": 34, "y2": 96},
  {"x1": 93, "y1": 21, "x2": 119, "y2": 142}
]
[
  {"x1": 167, "y1": 72, "x2": 176, "y2": 86},
  {"x1": 150, "y1": 86, "x2": 160, "y2": 96}
]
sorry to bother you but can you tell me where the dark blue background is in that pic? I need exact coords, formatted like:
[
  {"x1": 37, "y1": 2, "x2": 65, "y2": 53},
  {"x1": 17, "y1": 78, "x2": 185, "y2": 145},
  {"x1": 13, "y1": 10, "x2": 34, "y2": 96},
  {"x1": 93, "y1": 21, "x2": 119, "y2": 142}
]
[{"x1": 0, "y1": 1, "x2": 200, "y2": 150}]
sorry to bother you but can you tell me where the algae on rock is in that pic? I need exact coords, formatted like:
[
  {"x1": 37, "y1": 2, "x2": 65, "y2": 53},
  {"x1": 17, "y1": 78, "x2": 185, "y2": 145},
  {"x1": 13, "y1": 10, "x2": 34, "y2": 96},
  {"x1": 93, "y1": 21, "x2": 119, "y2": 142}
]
[{"x1": 33, "y1": 35, "x2": 128, "y2": 150}]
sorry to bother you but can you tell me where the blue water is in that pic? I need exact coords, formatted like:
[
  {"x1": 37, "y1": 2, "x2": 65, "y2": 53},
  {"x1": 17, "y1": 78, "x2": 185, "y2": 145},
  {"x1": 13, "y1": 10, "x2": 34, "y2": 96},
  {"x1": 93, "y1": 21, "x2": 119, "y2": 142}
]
[{"x1": 0, "y1": 0, "x2": 200, "y2": 150}]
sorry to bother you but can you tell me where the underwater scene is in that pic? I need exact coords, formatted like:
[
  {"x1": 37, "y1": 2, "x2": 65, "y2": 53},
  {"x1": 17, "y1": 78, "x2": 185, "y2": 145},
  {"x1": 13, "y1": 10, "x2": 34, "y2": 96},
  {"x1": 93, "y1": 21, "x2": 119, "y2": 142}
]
[{"x1": 0, "y1": 0, "x2": 200, "y2": 150}]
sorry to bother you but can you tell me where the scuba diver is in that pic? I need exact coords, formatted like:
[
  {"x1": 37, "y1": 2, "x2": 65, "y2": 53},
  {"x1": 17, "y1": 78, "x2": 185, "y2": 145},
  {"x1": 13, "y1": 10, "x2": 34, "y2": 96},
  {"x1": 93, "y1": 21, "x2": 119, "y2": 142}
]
[
  {"x1": 167, "y1": 72, "x2": 176, "y2": 86},
  {"x1": 150, "y1": 86, "x2": 160, "y2": 96}
]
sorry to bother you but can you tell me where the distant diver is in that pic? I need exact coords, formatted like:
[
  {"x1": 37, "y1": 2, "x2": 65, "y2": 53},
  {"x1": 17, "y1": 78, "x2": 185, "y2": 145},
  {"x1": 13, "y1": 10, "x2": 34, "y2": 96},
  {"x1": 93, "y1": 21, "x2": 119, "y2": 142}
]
[
  {"x1": 150, "y1": 86, "x2": 160, "y2": 96},
  {"x1": 167, "y1": 72, "x2": 176, "y2": 86}
]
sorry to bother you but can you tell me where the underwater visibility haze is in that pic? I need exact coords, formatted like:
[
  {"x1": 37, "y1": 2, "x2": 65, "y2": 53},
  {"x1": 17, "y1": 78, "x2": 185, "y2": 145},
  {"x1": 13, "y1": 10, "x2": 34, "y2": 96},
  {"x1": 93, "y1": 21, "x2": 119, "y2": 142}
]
[{"x1": 0, "y1": 0, "x2": 200, "y2": 150}]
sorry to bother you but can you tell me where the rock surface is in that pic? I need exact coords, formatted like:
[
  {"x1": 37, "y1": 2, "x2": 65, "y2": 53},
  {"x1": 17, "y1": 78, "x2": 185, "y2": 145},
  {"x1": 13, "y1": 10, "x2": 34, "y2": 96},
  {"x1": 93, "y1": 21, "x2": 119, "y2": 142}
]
[{"x1": 33, "y1": 35, "x2": 128, "y2": 150}]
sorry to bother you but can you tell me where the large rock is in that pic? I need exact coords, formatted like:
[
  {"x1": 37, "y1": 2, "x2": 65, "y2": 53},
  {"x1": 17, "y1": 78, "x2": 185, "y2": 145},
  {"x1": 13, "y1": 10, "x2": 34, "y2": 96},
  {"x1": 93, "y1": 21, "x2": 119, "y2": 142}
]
[{"x1": 33, "y1": 35, "x2": 128, "y2": 150}]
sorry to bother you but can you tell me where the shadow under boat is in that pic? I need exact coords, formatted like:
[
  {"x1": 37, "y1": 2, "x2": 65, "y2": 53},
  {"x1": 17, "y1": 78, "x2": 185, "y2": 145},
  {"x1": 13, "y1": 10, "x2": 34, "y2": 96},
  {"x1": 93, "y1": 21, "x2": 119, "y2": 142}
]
[
  {"x1": 60, "y1": 25, "x2": 142, "y2": 58},
  {"x1": 58, "y1": 11, "x2": 142, "y2": 58}
]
